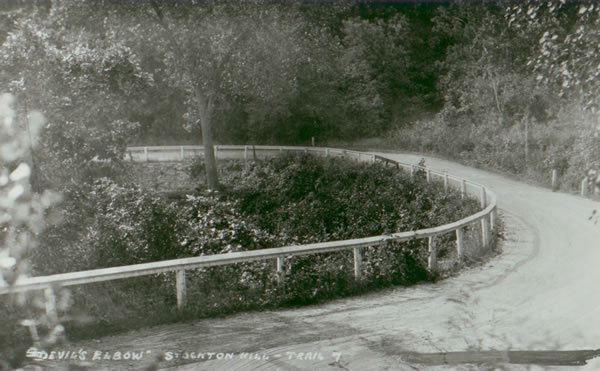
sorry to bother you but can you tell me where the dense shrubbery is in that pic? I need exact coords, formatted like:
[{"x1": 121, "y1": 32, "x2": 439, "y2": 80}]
[
  {"x1": 21, "y1": 154, "x2": 485, "y2": 343},
  {"x1": 33, "y1": 180, "x2": 186, "y2": 274},
  {"x1": 233, "y1": 153, "x2": 479, "y2": 242}
]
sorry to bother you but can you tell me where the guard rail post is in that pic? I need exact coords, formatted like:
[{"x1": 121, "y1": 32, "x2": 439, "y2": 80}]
[
  {"x1": 444, "y1": 174, "x2": 449, "y2": 193},
  {"x1": 428, "y1": 236, "x2": 437, "y2": 272},
  {"x1": 176, "y1": 269, "x2": 186, "y2": 310},
  {"x1": 426, "y1": 169, "x2": 431, "y2": 184},
  {"x1": 276, "y1": 256, "x2": 285, "y2": 284},
  {"x1": 353, "y1": 247, "x2": 362, "y2": 280},
  {"x1": 581, "y1": 177, "x2": 588, "y2": 196},
  {"x1": 481, "y1": 217, "x2": 489, "y2": 248},
  {"x1": 480, "y1": 187, "x2": 487, "y2": 208},
  {"x1": 144, "y1": 147, "x2": 148, "y2": 162},
  {"x1": 481, "y1": 187, "x2": 489, "y2": 247},
  {"x1": 180, "y1": 146, "x2": 184, "y2": 161},
  {"x1": 456, "y1": 227, "x2": 464, "y2": 261},
  {"x1": 461, "y1": 179, "x2": 466, "y2": 200}
]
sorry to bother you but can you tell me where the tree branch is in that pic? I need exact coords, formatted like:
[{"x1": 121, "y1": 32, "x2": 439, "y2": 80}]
[{"x1": 150, "y1": 1, "x2": 185, "y2": 63}]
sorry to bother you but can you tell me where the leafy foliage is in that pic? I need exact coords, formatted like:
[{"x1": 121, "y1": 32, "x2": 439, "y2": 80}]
[
  {"x1": 386, "y1": 1, "x2": 600, "y2": 189},
  {"x1": 0, "y1": 1, "x2": 445, "y2": 152},
  {"x1": 0, "y1": 2, "x2": 151, "y2": 189},
  {"x1": 509, "y1": 1, "x2": 600, "y2": 108},
  {"x1": 35, "y1": 180, "x2": 186, "y2": 274},
  {"x1": 7, "y1": 1, "x2": 600, "y2": 192},
  {"x1": 0, "y1": 94, "x2": 63, "y2": 368},
  {"x1": 233, "y1": 154, "x2": 479, "y2": 243}
]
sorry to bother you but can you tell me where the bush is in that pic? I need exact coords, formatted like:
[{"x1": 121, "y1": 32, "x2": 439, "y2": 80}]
[
  {"x1": 232, "y1": 153, "x2": 480, "y2": 243},
  {"x1": 33, "y1": 179, "x2": 189, "y2": 274}
]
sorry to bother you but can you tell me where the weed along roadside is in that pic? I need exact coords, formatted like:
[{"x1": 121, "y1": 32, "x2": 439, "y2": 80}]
[{"x1": 1, "y1": 145, "x2": 500, "y2": 369}]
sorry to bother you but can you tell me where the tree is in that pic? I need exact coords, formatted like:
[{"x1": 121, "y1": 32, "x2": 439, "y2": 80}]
[
  {"x1": 341, "y1": 11, "x2": 417, "y2": 129},
  {"x1": 509, "y1": 1, "x2": 600, "y2": 113},
  {"x1": 122, "y1": 2, "x2": 308, "y2": 189},
  {"x1": 0, "y1": 1, "x2": 152, "y2": 189},
  {"x1": 433, "y1": 2, "x2": 546, "y2": 128},
  {"x1": 237, "y1": 4, "x2": 386, "y2": 144},
  {"x1": 507, "y1": 1, "x2": 600, "y2": 173},
  {"x1": 240, "y1": 5, "x2": 418, "y2": 144}
]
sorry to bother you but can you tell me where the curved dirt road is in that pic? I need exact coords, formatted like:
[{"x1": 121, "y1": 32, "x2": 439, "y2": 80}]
[{"x1": 57, "y1": 152, "x2": 600, "y2": 370}]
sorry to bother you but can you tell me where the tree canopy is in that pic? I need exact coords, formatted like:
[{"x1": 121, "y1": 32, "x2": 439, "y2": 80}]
[{"x1": 2, "y1": 0, "x2": 600, "y2": 187}]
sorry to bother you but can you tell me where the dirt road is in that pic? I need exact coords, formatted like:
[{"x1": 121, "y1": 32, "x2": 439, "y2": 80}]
[{"x1": 45, "y1": 152, "x2": 600, "y2": 370}]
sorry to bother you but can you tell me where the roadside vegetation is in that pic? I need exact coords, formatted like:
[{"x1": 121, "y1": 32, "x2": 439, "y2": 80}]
[
  {"x1": 2, "y1": 1, "x2": 598, "y2": 191},
  {"x1": 4, "y1": 0, "x2": 598, "y2": 367},
  {"x1": 324, "y1": 2, "x2": 600, "y2": 192},
  {"x1": 31, "y1": 154, "x2": 483, "y2": 335},
  {"x1": 2, "y1": 152, "x2": 488, "y2": 367},
  {"x1": 2, "y1": 2, "x2": 599, "y2": 192}
]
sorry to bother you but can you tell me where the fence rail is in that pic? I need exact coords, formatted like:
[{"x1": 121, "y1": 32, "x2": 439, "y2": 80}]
[
  {"x1": 1, "y1": 145, "x2": 497, "y2": 312},
  {"x1": 126, "y1": 144, "x2": 378, "y2": 162}
]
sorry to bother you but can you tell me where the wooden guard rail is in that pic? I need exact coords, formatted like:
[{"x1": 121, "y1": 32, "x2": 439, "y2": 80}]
[{"x1": 0, "y1": 146, "x2": 497, "y2": 312}]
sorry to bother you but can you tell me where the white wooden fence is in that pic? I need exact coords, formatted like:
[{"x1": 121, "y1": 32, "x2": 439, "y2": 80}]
[
  {"x1": 126, "y1": 144, "x2": 381, "y2": 162},
  {"x1": 0, "y1": 145, "x2": 497, "y2": 312}
]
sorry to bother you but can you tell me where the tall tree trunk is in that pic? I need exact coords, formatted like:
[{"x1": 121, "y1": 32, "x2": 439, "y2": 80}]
[
  {"x1": 200, "y1": 118, "x2": 219, "y2": 190},
  {"x1": 490, "y1": 76, "x2": 504, "y2": 127},
  {"x1": 196, "y1": 90, "x2": 219, "y2": 190},
  {"x1": 151, "y1": 2, "x2": 219, "y2": 190}
]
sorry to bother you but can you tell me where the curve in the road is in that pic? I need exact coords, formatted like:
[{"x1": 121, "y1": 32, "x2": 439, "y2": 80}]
[{"x1": 52, "y1": 151, "x2": 600, "y2": 370}]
